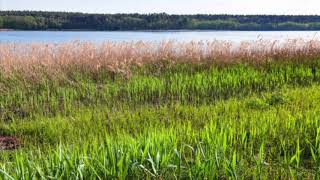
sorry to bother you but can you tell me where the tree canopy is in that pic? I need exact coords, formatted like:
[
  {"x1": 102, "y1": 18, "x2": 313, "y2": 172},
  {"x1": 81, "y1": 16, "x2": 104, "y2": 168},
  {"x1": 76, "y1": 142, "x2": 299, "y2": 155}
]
[{"x1": 1, "y1": 11, "x2": 320, "y2": 30}]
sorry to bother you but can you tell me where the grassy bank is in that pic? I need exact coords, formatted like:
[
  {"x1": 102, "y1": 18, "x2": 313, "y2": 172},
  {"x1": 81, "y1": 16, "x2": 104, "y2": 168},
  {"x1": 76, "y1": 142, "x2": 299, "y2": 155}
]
[{"x1": 1, "y1": 41, "x2": 320, "y2": 179}]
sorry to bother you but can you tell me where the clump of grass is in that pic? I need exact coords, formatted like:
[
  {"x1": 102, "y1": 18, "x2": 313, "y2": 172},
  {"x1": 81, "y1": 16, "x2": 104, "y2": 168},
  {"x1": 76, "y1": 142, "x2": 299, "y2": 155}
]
[{"x1": 0, "y1": 85, "x2": 320, "y2": 179}]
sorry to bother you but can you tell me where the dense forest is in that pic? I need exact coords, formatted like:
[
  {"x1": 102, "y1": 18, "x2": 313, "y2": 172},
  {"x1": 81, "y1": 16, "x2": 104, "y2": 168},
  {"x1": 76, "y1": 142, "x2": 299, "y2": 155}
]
[{"x1": 1, "y1": 11, "x2": 320, "y2": 30}]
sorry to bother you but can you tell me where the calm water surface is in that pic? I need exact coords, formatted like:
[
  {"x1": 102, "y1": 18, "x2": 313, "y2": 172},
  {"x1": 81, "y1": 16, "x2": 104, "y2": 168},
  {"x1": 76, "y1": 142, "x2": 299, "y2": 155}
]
[{"x1": 0, "y1": 31, "x2": 320, "y2": 43}]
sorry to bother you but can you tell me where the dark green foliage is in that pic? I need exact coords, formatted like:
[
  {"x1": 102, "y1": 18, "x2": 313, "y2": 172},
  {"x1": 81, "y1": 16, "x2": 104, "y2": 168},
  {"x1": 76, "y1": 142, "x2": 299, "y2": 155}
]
[
  {"x1": 2, "y1": 11, "x2": 320, "y2": 30},
  {"x1": 0, "y1": 17, "x2": 3, "y2": 28}
]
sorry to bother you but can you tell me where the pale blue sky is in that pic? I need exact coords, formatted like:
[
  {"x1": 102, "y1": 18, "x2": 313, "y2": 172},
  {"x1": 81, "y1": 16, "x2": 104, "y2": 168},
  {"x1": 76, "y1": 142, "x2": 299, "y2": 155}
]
[{"x1": 1, "y1": 0, "x2": 320, "y2": 15}]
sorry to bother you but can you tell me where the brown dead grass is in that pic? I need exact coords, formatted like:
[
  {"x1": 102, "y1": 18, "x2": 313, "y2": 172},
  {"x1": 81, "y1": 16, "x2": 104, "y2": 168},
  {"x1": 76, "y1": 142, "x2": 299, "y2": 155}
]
[{"x1": 0, "y1": 39, "x2": 320, "y2": 81}]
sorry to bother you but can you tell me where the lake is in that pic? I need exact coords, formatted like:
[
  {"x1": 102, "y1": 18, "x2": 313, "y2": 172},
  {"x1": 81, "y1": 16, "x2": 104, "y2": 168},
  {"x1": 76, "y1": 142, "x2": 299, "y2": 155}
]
[{"x1": 1, "y1": 31, "x2": 320, "y2": 43}]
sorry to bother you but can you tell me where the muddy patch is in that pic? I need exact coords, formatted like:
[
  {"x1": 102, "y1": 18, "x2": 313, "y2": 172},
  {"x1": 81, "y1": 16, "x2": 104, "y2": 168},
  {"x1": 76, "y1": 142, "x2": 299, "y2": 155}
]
[{"x1": 0, "y1": 136, "x2": 20, "y2": 150}]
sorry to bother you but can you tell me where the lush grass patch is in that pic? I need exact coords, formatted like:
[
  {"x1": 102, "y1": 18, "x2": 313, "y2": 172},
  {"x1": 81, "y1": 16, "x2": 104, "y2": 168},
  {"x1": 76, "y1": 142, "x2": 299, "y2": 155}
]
[{"x1": 0, "y1": 62, "x2": 320, "y2": 179}]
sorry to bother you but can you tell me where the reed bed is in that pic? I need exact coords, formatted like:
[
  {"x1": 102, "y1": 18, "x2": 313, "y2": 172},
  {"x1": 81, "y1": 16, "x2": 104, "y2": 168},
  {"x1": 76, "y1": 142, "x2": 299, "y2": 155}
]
[{"x1": 1, "y1": 39, "x2": 320, "y2": 80}]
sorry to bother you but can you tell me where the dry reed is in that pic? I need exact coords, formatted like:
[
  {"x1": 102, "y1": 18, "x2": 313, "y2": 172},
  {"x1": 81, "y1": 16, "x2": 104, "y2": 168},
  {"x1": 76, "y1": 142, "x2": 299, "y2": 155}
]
[{"x1": 1, "y1": 39, "x2": 320, "y2": 81}]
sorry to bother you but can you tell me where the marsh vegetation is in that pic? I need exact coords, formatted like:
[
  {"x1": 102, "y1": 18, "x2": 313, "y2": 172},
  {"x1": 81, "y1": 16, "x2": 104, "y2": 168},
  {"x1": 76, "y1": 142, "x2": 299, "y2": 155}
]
[{"x1": 0, "y1": 40, "x2": 320, "y2": 179}]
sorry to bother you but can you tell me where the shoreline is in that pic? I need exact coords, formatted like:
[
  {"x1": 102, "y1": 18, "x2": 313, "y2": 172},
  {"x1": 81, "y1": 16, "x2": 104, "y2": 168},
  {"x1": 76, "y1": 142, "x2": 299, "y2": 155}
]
[
  {"x1": 0, "y1": 29, "x2": 14, "y2": 31},
  {"x1": 1, "y1": 29, "x2": 320, "y2": 32}
]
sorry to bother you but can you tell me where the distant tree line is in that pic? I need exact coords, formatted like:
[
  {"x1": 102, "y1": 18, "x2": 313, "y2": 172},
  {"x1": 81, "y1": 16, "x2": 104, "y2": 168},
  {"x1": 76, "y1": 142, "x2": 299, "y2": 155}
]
[{"x1": 1, "y1": 11, "x2": 320, "y2": 30}]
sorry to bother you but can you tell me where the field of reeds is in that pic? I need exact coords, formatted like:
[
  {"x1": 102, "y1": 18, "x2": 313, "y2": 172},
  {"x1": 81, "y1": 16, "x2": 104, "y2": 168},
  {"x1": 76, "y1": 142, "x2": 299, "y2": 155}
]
[{"x1": 1, "y1": 39, "x2": 320, "y2": 179}]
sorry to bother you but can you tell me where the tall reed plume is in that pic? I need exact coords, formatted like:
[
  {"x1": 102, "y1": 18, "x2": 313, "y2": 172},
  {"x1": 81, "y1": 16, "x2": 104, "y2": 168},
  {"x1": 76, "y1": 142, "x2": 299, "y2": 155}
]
[{"x1": 1, "y1": 39, "x2": 320, "y2": 82}]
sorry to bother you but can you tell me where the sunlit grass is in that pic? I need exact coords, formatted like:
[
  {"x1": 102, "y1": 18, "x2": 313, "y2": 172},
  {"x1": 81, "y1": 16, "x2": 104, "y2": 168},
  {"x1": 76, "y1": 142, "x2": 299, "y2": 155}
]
[{"x1": 0, "y1": 41, "x2": 320, "y2": 179}]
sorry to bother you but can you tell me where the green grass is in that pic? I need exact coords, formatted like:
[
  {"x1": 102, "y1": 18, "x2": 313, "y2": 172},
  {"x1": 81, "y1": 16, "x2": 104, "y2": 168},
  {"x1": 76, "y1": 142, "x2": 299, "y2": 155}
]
[{"x1": 1, "y1": 61, "x2": 320, "y2": 179}]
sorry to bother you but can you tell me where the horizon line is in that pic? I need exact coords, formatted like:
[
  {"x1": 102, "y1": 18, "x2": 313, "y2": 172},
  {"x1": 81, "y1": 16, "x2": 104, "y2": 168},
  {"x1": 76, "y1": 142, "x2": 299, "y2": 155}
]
[{"x1": 1, "y1": 9, "x2": 320, "y2": 16}]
